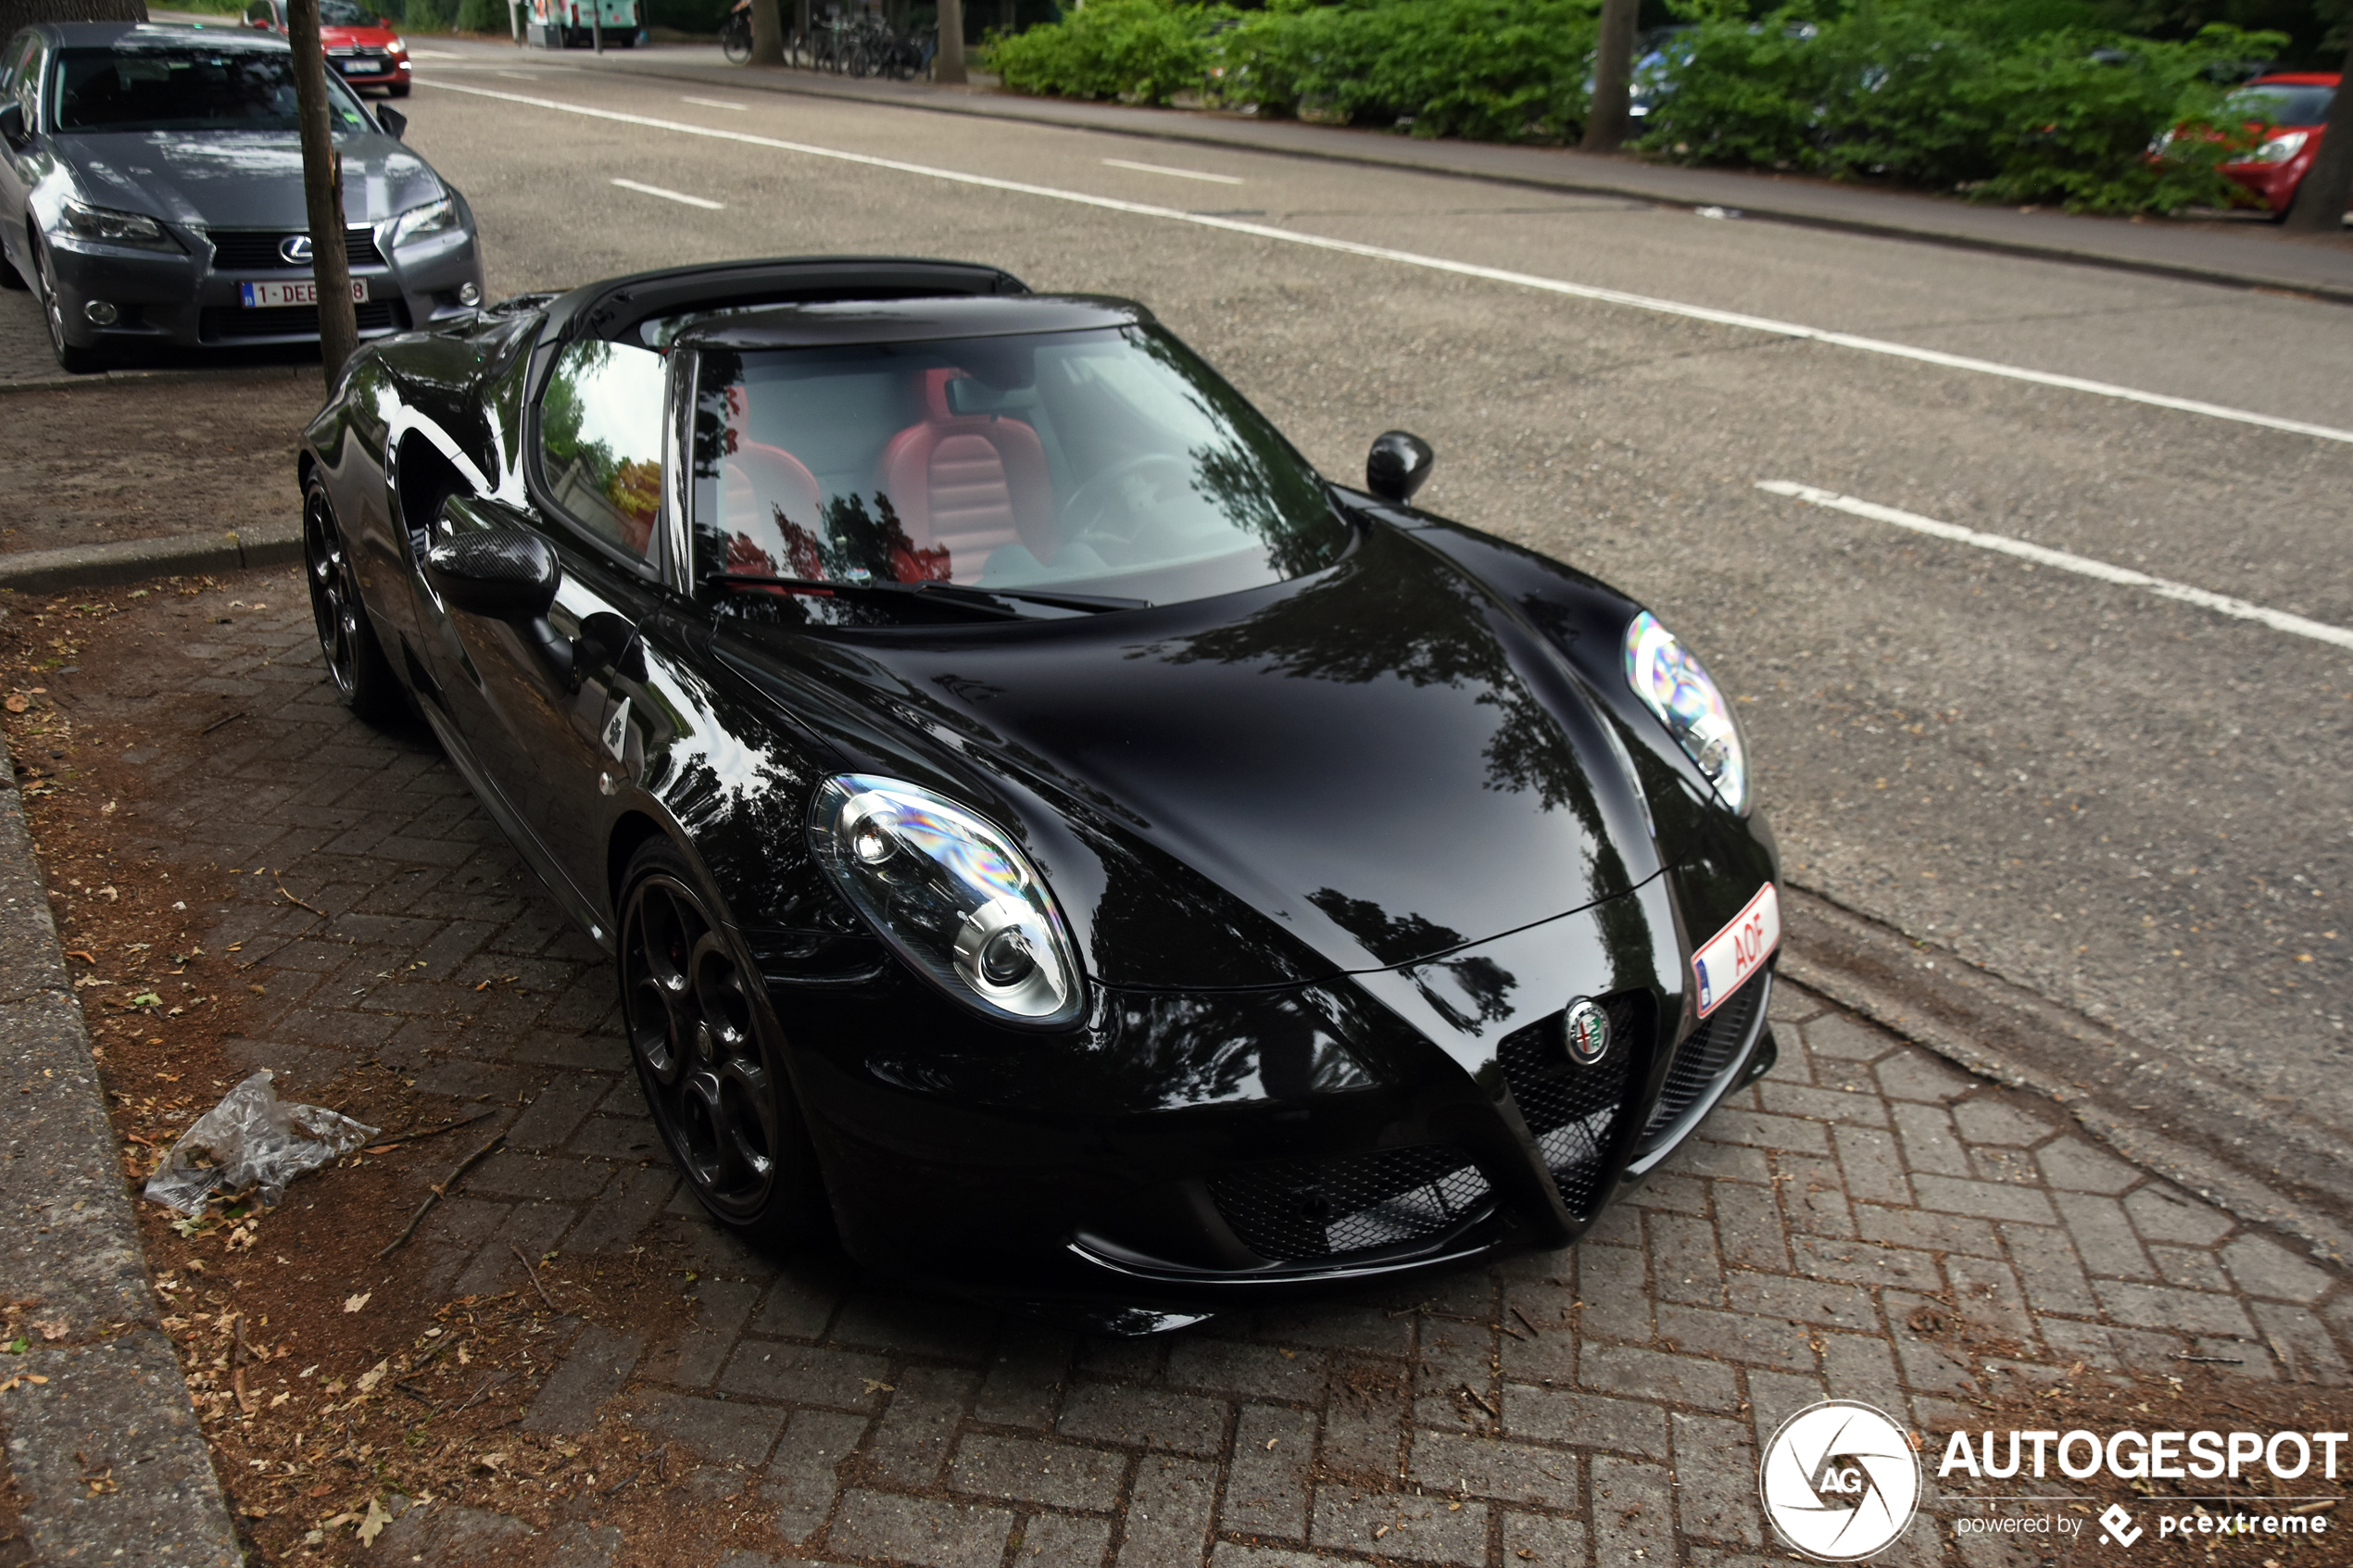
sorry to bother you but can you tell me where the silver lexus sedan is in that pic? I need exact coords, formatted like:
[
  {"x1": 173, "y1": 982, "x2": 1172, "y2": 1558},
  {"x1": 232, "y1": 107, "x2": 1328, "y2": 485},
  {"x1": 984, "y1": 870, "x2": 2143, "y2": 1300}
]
[{"x1": 0, "y1": 21, "x2": 482, "y2": 371}]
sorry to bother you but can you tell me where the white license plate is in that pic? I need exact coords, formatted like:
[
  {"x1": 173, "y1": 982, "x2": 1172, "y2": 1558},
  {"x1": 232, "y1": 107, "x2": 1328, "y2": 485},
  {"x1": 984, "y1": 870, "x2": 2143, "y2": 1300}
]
[
  {"x1": 1692, "y1": 883, "x2": 1779, "y2": 1018},
  {"x1": 334, "y1": 56, "x2": 382, "y2": 72},
  {"x1": 240, "y1": 278, "x2": 371, "y2": 308}
]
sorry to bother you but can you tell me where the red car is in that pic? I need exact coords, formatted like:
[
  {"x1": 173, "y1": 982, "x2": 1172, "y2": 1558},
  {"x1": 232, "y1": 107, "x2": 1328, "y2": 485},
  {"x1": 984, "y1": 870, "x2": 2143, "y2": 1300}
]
[
  {"x1": 243, "y1": 0, "x2": 412, "y2": 97},
  {"x1": 2215, "y1": 72, "x2": 2336, "y2": 216}
]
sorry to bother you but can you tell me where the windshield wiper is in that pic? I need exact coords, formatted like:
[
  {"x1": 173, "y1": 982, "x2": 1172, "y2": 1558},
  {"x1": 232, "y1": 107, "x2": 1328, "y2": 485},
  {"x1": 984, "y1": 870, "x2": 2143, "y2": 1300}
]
[{"x1": 706, "y1": 574, "x2": 1144, "y2": 618}]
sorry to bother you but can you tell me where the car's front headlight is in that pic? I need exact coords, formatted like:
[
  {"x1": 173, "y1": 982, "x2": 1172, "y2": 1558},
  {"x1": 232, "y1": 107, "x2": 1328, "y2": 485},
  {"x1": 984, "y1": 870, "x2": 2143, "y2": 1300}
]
[
  {"x1": 809, "y1": 774, "x2": 1085, "y2": 1028},
  {"x1": 386, "y1": 196, "x2": 459, "y2": 248},
  {"x1": 2244, "y1": 130, "x2": 2309, "y2": 165},
  {"x1": 1624, "y1": 610, "x2": 1750, "y2": 815},
  {"x1": 56, "y1": 197, "x2": 176, "y2": 251}
]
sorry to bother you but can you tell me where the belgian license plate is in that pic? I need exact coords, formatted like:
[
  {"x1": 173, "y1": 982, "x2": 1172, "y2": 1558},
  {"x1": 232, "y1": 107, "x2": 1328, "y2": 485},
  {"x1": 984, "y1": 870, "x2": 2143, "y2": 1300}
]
[
  {"x1": 334, "y1": 56, "x2": 379, "y2": 72},
  {"x1": 240, "y1": 278, "x2": 371, "y2": 308}
]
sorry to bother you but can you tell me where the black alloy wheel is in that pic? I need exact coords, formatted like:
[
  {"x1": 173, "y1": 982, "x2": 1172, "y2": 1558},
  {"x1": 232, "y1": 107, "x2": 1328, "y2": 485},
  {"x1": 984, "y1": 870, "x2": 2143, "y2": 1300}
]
[
  {"x1": 302, "y1": 477, "x2": 402, "y2": 721},
  {"x1": 621, "y1": 840, "x2": 827, "y2": 1244},
  {"x1": 33, "y1": 236, "x2": 98, "y2": 374}
]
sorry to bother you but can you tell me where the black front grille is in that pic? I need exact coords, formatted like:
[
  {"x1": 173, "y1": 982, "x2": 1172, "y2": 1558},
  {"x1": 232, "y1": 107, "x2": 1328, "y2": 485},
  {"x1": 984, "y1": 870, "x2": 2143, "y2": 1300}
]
[
  {"x1": 1497, "y1": 993, "x2": 1642, "y2": 1217},
  {"x1": 1639, "y1": 970, "x2": 1768, "y2": 1148},
  {"x1": 208, "y1": 227, "x2": 384, "y2": 271},
  {"x1": 1209, "y1": 1146, "x2": 1492, "y2": 1264},
  {"x1": 200, "y1": 300, "x2": 408, "y2": 341}
]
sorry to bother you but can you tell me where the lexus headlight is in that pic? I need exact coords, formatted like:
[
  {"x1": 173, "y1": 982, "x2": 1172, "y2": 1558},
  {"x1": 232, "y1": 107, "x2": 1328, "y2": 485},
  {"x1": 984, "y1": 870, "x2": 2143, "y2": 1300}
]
[
  {"x1": 56, "y1": 197, "x2": 175, "y2": 250},
  {"x1": 386, "y1": 195, "x2": 459, "y2": 248},
  {"x1": 809, "y1": 775, "x2": 1084, "y2": 1028},
  {"x1": 1624, "y1": 610, "x2": 1750, "y2": 815}
]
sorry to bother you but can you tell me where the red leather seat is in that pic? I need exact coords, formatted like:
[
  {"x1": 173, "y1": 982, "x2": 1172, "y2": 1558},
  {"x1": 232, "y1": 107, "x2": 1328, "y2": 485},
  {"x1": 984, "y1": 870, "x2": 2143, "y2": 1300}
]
[
  {"x1": 717, "y1": 440, "x2": 824, "y2": 580},
  {"x1": 876, "y1": 369, "x2": 1055, "y2": 576}
]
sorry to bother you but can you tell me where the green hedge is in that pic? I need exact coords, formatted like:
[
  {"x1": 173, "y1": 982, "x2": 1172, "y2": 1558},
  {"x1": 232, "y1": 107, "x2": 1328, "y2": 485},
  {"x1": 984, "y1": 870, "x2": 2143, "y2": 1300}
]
[
  {"x1": 988, "y1": 0, "x2": 2293, "y2": 210},
  {"x1": 990, "y1": 0, "x2": 1601, "y2": 142},
  {"x1": 1638, "y1": 8, "x2": 2286, "y2": 213}
]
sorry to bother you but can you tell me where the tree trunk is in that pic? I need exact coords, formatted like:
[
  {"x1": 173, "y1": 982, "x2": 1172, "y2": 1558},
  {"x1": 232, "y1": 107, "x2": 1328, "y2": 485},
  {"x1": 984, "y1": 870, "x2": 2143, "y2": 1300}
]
[
  {"x1": 935, "y1": 0, "x2": 964, "y2": 83},
  {"x1": 1580, "y1": 0, "x2": 1637, "y2": 154},
  {"x1": 287, "y1": 0, "x2": 358, "y2": 383},
  {"x1": 749, "y1": 0, "x2": 783, "y2": 63},
  {"x1": 0, "y1": 0, "x2": 144, "y2": 39},
  {"x1": 2281, "y1": 34, "x2": 2353, "y2": 234}
]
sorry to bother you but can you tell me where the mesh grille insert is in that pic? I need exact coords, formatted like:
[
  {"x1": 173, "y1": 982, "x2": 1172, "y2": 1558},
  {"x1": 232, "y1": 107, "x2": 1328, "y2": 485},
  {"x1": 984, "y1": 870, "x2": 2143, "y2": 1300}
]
[
  {"x1": 201, "y1": 300, "x2": 407, "y2": 341},
  {"x1": 1209, "y1": 1146, "x2": 1492, "y2": 1264},
  {"x1": 1496, "y1": 993, "x2": 1642, "y2": 1218},
  {"x1": 1639, "y1": 971, "x2": 1768, "y2": 1149},
  {"x1": 208, "y1": 227, "x2": 386, "y2": 270}
]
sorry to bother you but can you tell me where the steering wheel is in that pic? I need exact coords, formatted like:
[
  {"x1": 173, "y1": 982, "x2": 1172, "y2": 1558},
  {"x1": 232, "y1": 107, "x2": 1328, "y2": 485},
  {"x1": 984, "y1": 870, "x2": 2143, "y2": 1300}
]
[{"x1": 1058, "y1": 453, "x2": 1194, "y2": 548}]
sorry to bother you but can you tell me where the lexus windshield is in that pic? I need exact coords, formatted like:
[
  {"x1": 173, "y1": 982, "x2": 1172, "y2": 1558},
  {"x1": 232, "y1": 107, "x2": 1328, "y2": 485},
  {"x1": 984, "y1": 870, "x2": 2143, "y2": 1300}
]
[
  {"x1": 688, "y1": 327, "x2": 1351, "y2": 609},
  {"x1": 53, "y1": 46, "x2": 372, "y2": 134}
]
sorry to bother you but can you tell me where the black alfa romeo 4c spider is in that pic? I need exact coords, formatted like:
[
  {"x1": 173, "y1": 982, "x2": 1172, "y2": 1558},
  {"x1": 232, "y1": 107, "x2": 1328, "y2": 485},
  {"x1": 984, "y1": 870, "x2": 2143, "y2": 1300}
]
[{"x1": 298, "y1": 257, "x2": 1782, "y2": 1328}]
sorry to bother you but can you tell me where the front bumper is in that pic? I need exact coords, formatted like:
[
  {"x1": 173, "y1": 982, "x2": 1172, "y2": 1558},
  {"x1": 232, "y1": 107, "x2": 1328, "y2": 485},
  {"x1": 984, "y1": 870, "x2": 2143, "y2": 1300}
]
[
  {"x1": 775, "y1": 870, "x2": 1777, "y2": 1317},
  {"x1": 41, "y1": 218, "x2": 480, "y2": 356},
  {"x1": 2221, "y1": 152, "x2": 2313, "y2": 212}
]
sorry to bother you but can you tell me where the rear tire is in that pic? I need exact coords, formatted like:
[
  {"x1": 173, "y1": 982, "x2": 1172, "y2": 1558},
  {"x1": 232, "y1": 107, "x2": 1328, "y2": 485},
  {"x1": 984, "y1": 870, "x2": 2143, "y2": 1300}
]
[
  {"x1": 389, "y1": 81, "x2": 410, "y2": 97},
  {"x1": 619, "y1": 837, "x2": 831, "y2": 1248},
  {"x1": 303, "y1": 476, "x2": 404, "y2": 725}
]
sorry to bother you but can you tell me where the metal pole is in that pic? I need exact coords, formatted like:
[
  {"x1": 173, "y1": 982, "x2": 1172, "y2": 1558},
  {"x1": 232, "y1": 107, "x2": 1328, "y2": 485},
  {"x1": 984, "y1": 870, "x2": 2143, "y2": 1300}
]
[{"x1": 590, "y1": 0, "x2": 602, "y2": 53}]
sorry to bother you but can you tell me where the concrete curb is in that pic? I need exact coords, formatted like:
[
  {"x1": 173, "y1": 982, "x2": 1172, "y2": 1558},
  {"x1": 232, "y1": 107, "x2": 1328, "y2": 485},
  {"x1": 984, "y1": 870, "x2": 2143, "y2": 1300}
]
[
  {"x1": 0, "y1": 725, "x2": 245, "y2": 1565},
  {"x1": 0, "y1": 364, "x2": 310, "y2": 396},
  {"x1": 555, "y1": 58, "x2": 2353, "y2": 307},
  {"x1": 0, "y1": 522, "x2": 303, "y2": 595}
]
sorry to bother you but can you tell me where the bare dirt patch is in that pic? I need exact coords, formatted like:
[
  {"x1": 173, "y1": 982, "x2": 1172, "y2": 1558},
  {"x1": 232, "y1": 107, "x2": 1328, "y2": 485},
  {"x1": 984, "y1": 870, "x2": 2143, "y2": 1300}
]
[{"x1": 0, "y1": 375, "x2": 321, "y2": 556}]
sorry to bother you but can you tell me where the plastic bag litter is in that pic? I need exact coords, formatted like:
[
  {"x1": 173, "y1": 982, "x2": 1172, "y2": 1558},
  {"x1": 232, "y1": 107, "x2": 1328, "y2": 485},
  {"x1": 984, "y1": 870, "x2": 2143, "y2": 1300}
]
[{"x1": 143, "y1": 1069, "x2": 380, "y2": 1215}]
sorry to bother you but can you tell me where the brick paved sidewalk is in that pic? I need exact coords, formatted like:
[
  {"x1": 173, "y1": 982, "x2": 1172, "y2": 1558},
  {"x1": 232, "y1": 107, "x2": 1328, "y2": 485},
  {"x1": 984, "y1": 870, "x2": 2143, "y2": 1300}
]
[{"x1": 32, "y1": 573, "x2": 2353, "y2": 1567}]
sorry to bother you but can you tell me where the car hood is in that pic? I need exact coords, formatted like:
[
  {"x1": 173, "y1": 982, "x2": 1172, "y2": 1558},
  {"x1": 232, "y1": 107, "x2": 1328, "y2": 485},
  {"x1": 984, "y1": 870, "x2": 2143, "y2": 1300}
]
[
  {"x1": 736, "y1": 521, "x2": 1655, "y2": 987},
  {"x1": 53, "y1": 131, "x2": 440, "y2": 230},
  {"x1": 324, "y1": 25, "x2": 402, "y2": 45}
]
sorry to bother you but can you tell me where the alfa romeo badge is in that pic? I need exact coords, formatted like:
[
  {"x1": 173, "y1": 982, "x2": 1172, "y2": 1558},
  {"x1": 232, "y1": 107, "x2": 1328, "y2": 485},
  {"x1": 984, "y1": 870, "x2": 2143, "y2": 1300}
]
[{"x1": 1565, "y1": 998, "x2": 1611, "y2": 1064}]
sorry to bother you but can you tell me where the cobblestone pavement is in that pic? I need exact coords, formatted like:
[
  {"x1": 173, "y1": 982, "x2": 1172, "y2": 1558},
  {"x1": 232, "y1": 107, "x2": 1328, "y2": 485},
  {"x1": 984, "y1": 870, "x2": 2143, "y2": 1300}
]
[{"x1": 51, "y1": 575, "x2": 2353, "y2": 1566}]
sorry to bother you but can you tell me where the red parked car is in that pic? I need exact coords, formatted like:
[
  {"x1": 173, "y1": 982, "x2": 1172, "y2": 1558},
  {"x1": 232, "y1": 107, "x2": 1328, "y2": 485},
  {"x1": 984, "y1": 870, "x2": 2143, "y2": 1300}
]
[
  {"x1": 243, "y1": 0, "x2": 411, "y2": 97},
  {"x1": 2214, "y1": 72, "x2": 2336, "y2": 216}
]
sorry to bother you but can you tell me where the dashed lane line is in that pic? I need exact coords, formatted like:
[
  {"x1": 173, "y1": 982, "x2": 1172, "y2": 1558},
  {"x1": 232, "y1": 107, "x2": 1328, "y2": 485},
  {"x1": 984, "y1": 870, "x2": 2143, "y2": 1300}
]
[
  {"x1": 1101, "y1": 157, "x2": 1244, "y2": 184},
  {"x1": 610, "y1": 177, "x2": 725, "y2": 209},
  {"x1": 1757, "y1": 481, "x2": 2353, "y2": 652},
  {"x1": 420, "y1": 80, "x2": 2353, "y2": 450}
]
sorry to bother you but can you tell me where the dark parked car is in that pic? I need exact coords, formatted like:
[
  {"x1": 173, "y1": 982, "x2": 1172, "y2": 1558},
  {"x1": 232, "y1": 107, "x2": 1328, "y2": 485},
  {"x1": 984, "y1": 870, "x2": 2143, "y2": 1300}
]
[
  {"x1": 0, "y1": 22, "x2": 481, "y2": 371},
  {"x1": 298, "y1": 257, "x2": 1781, "y2": 1326}
]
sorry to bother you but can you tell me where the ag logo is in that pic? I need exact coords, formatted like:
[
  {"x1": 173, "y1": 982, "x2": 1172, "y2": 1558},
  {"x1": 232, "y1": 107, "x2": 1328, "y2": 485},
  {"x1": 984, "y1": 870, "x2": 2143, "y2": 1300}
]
[{"x1": 1757, "y1": 1400, "x2": 1920, "y2": 1562}]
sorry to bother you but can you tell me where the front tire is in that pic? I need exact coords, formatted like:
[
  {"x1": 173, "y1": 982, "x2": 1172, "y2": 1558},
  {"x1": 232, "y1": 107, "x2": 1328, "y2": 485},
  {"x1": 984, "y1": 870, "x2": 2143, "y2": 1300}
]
[
  {"x1": 33, "y1": 238, "x2": 99, "y2": 373},
  {"x1": 619, "y1": 838, "x2": 829, "y2": 1248},
  {"x1": 303, "y1": 477, "x2": 403, "y2": 724},
  {"x1": 389, "y1": 81, "x2": 411, "y2": 97}
]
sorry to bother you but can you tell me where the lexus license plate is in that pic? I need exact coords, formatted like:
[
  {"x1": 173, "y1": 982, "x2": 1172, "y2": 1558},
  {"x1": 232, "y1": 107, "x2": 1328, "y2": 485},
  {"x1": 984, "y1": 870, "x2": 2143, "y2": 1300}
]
[{"x1": 239, "y1": 279, "x2": 371, "y2": 308}]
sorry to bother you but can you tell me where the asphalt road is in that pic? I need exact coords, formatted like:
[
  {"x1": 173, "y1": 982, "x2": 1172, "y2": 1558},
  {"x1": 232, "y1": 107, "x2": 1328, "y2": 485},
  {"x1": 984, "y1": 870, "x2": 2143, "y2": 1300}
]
[{"x1": 389, "y1": 47, "x2": 2350, "y2": 1163}]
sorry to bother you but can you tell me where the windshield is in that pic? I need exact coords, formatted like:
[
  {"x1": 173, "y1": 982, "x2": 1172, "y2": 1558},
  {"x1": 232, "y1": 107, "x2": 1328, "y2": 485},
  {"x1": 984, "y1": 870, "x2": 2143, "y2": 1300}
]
[
  {"x1": 320, "y1": 2, "x2": 386, "y2": 23},
  {"x1": 689, "y1": 326, "x2": 1349, "y2": 609},
  {"x1": 53, "y1": 46, "x2": 372, "y2": 133},
  {"x1": 2224, "y1": 84, "x2": 2335, "y2": 127}
]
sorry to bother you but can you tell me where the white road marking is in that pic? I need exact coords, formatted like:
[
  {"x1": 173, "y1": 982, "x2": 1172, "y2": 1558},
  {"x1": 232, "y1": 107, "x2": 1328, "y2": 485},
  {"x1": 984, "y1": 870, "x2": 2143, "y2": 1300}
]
[
  {"x1": 1101, "y1": 157, "x2": 1243, "y2": 184},
  {"x1": 420, "y1": 81, "x2": 2353, "y2": 449},
  {"x1": 1757, "y1": 481, "x2": 2353, "y2": 651},
  {"x1": 681, "y1": 95, "x2": 749, "y2": 110},
  {"x1": 494, "y1": 70, "x2": 539, "y2": 80},
  {"x1": 610, "y1": 177, "x2": 725, "y2": 210},
  {"x1": 406, "y1": 47, "x2": 471, "y2": 56}
]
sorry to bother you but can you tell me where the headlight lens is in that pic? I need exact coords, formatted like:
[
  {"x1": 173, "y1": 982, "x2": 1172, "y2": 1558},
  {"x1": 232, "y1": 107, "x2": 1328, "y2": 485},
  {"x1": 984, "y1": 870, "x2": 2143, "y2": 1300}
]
[
  {"x1": 1624, "y1": 610, "x2": 1749, "y2": 815},
  {"x1": 56, "y1": 197, "x2": 175, "y2": 250},
  {"x1": 2244, "y1": 130, "x2": 2309, "y2": 165},
  {"x1": 386, "y1": 196, "x2": 459, "y2": 248},
  {"x1": 809, "y1": 774, "x2": 1085, "y2": 1027}
]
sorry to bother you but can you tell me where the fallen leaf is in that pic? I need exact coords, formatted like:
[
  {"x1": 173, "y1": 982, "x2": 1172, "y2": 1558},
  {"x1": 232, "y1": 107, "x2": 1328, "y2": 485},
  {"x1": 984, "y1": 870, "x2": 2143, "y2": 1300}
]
[
  {"x1": 355, "y1": 1359, "x2": 388, "y2": 1393},
  {"x1": 33, "y1": 1320, "x2": 67, "y2": 1342},
  {"x1": 343, "y1": 1292, "x2": 371, "y2": 1314},
  {"x1": 3, "y1": 694, "x2": 25, "y2": 714},
  {"x1": 357, "y1": 1497, "x2": 391, "y2": 1545}
]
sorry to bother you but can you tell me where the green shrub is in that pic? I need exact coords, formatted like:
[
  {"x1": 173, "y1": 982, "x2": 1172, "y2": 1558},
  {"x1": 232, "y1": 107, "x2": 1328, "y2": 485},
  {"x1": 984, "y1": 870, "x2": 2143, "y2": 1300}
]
[
  {"x1": 1638, "y1": 8, "x2": 2285, "y2": 213},
  {"x1": 453, "y1": 0, "x2": 509, "y2": 31},
  {"x1": 988, "y1": 0, "x2": 1223, "y2": 105},
  {"x1": 988, "y1": 0, "x2": 1600, "y2": 140},
  {"x1": 397, "y1": 0, "x2": 456, "y2": 31}
]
